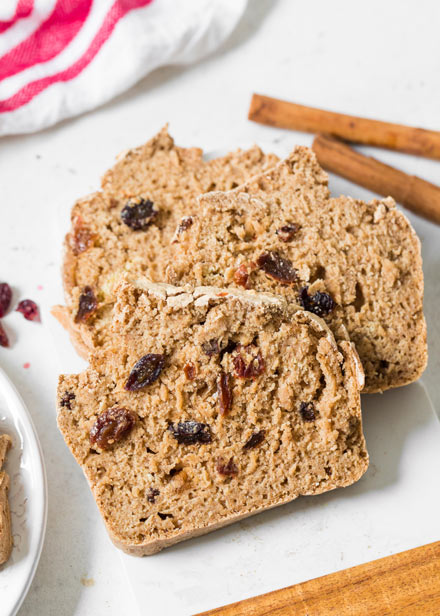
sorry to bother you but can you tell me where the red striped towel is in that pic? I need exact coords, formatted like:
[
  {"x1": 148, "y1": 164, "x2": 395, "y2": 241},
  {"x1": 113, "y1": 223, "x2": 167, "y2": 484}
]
[{"x1": 0, "y1": 0, "x2": 247, "y2": 135}]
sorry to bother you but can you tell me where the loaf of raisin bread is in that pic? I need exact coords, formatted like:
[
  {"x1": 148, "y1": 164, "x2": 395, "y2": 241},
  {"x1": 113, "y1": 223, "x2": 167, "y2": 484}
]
[
  {"x1": 170, "y1": 147, "x2": 427, "y2": 393},
  {"x1": 57, "y1": 277, "x2": 368, "y2": 556},
  {"x1": 0, "y1": 433, "x2": 12, "y2": 565},
  {"x1": 52, "y1": 127, "x2": 279, "y2": 358}
]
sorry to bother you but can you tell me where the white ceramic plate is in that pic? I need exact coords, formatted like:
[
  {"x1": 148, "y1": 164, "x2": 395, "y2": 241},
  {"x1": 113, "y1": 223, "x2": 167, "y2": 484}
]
[{"x1": 0, "y1": 367, "x2": 48, "y2": 616}]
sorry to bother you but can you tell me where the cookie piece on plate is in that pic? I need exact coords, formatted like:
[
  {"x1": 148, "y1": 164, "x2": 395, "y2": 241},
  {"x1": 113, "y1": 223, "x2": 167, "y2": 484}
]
[
  {"x1": 0, "y1": 433, "x2": 12, "y2": 565},
  {"x1": 52, "y1": 127, "x2": 279, "y2": 358},
  {"x1": 57, "y1": 277, "x2": 368, "y2": 556},
  {"x1": 170, "y1": 147, "x2": 427, "y2": 393}
]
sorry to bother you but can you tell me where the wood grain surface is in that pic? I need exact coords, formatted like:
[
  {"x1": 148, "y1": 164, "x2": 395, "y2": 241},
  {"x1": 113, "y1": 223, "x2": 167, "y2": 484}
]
[{"x1": 197, "y1": 541, "x2": 440, "y2": 616}]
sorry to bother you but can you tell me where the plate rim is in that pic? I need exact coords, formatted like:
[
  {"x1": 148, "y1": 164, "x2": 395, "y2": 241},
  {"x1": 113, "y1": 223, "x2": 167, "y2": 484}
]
[{"x1": 0, "y1": 366, "x2": 48, "y2": 616}]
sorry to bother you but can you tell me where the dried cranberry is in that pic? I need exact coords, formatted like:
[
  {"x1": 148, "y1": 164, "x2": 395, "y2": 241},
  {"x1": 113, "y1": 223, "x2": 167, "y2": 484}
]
[
  {"x1": 125, "y1": 354, "x2": 165, "y2": 391},
  {"x1": 74, "y1": 286, "x2": 97, "y2": 323},
  {"x1": 184, "y1": 363, "x2": 196, "y2": 380},
  {"x1": 168, "y1": 421, "x2": 212, "y2": 445},
  {"x1": 276, "y1": 223, "x2": 299, "y2": 242},
  {"x1": 147, "y1": 488, "x2": 160, "y2": 503},
  {"x1": 243, "y1": 430, "x2": 266, "y2": 450},
  {"x1": 217, "y1": 372, "x2": 233, "y2": 416},
  {"x1": 0, "y1": 283, "x2": 12, "y2": 317},
  {"x1": 70, "y1": 219, "x2": 96, "y2": 255},
  {"x1": 0, "y1": 322, "x2": 9, "y2": 348},
  {"x1": 89, "y1": 407, "x2": 136, "y2": 450},
  {"x1": 120, "y1": 198, "x2": 158, "y2": 230},
  {"x1": 257, "y1": 251, "x2": 298, "y2": 284},
  {"x1": 233, "y1": 345, "x2": 265, "y2": 379},
  {"x1": 16, "y1": 299, "x2": 40, "y2": 322},
  {"x1": 216, "y1": 457, "x2": 238, "y2": 476},
  {"x1": 234, "y1": 264, "x2": 250, "y2": 288},
  {"x1": 60, "y1": 391, "x2": 75, "y2": 409},
  {"x1": 298, "y1": 286, "x2": 335, "y2": 317},
  {"x1": 299, "y1": 402, "x2": 316, "y2": 422},
  {"x1": 172, "y1": 216, "x2": 193, "y2": 242},
  {"x1": 202, "y1": 339, "x2": 220, "y2": 356}
]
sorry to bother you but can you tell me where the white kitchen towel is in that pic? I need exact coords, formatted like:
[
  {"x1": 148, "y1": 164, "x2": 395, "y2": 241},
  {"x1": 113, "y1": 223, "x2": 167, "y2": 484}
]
[{"x1": 0, "y1": 0, "x2": 247, "y2": 136}]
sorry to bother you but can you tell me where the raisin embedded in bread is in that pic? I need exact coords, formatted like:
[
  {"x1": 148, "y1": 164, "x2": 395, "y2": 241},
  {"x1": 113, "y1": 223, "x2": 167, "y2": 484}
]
[
  {"x1": 0, "y1": 434, "x2": 12, "y2": 565},
  {"x1": 53, "y1": 127, "x2": 279, "y2": 358},
  {"x1": 57, "y1": 278, "x2": 368, "y2": 556},
  {"x1": 170, "y1": 147, "x2": 427, "y2": 393}
]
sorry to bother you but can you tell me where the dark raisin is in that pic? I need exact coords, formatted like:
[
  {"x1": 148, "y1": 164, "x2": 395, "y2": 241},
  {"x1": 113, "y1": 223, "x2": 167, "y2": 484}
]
[
  {"x1": 168, "y1": 421, "x2": 212, "y2": 445},
  {"x1": 276, "y1": 223, "x2": 299, "y2": 242},
  {"x1": 16, "y1": 299, "x2": 40, "y2": 322},
  {"x1": 60, "y1": 391, "x2": 75, "y2": 409},
  {"x1": 202, "y1": 339, "x2": 220, "y2": 356},
  {"x1": 120, "y1": 198, "x2": 158, "y2": 230},
  {"x1": 172, "y1": 216, "x2": 193, "y2": 242},
  {"x1": 234, "y1": 264, "x2": 250, "y2": 288},
  {"x1": 184, "y1": 362, "x2": 196, "y2": 380},
  {"x1": 0, "y1": 322, "x2": 9, "y2": 347},
  {"x1": 70, "y1": 219, "x2": 96, "y2": 255},
  {"x1": 146, "y1": 446, "x2": 156, "y2": 454},
  {"x1": 217, "y1": 372, "x2": 233, "y2": 416},
  {"x1": 0, "y1": 283, "x2": 12, "y2": 318},
  {"x1": 158, "y1": 512, "x2": 173, "y2": 520},
  {"x1": 233, "y1": 345, "x2": 265, "y2": 379},
  {"x1": 324, "y1": 466, "x2": 332, "y2": 476},
  {"x1": 257, "y1": 251, "x2": 298, "y2": 284},
  {"x1": 243, "y1": 430, "x2": 266, "y2": 450},
  {"x1": 216, "y1": 457, "x2": 238, "y2": 477},
  {"x1": 147, "y1": 488, "x2": 160, "y2": 503},
  {"x1": 74, "y1": 286, "x2": 97, "y2": 323},
  {"x1": 299, "y1": 402, "x2": 316, "y2": 422},
  {"x1": 298, "y1": 286, "x2": 335, "y2": 317},
  {"x1": 89, "y1": 407, "x2": 136, "y2": 450},
  {"x1": 125, "y1": 354, "x2": 165, "y2": 391}
]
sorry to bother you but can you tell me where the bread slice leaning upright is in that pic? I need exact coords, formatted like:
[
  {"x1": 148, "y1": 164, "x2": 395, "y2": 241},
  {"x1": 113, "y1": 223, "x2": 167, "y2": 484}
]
[{"x1": 57, "y1": 277, "x2": 368, "y2": 556}]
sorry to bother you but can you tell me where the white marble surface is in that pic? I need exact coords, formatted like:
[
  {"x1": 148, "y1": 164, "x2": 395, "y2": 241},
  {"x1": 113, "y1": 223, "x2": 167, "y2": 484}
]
[{"x1": 0, "y1": 0, "x2": 439, "y2": 614}]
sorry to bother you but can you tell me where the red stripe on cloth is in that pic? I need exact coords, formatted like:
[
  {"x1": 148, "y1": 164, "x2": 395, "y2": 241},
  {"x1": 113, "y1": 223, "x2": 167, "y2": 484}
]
[
  {"x1": 0, "y1": 0, "x2": 34, "y2": 35},
  {"x1": 0, "y1": 0, "x2": 153, "y2": 113},
  {"x1": 0, "y1": 0, "x2": 93, "y2": 80}
]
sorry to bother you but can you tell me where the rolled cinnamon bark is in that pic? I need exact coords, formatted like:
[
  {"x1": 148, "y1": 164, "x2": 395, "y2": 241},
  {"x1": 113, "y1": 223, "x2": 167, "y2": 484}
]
[
  {"x1": 312, "y1": 134, "x2": 440, "y2": 224},
  {"x1": 248, "y1": 94, "x2": 440, "y2": 160}
]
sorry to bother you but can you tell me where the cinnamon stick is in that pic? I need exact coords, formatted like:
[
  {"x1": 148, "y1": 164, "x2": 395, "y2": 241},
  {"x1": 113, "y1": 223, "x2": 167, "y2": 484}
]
[
  {"x1": 312, "y1": 134, "x2": 440, "y2": 224},
  {"x1": 248, "y1": 94, "x2": 440, "y2": 160}
]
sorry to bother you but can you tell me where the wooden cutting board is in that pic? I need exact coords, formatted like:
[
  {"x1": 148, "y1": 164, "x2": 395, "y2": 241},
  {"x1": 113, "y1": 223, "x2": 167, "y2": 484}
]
[{"x1": 198, "y1": 541, "x2": 440, "y2": 615}]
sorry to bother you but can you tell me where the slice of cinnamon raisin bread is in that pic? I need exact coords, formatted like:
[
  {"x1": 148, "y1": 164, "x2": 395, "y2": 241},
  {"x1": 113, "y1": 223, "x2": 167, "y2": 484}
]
[
  {"x1": 0, "y1": 433, "x2": 12, "y2": 565},
  {"x1": 170, "y1": 147, "x2": 427, "y2": 393},
  {"x1": 53, "y1": 127, "x2": 279, "y2": 358},
  {"x1": 57, "y1": 277, "x2": 368, "y2": 556}
]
